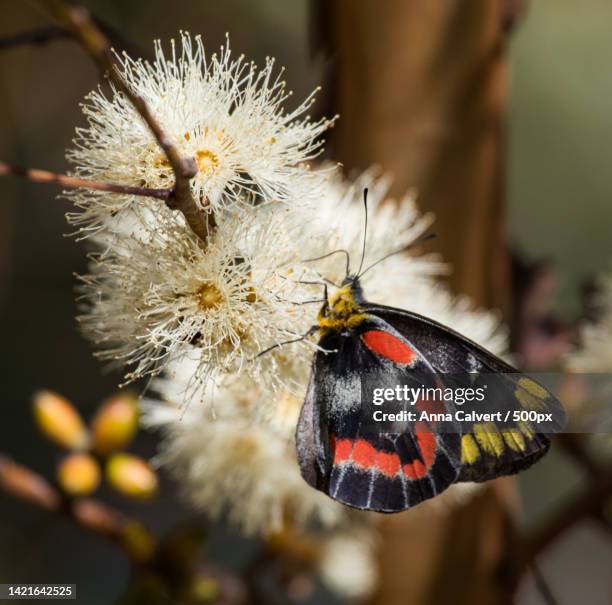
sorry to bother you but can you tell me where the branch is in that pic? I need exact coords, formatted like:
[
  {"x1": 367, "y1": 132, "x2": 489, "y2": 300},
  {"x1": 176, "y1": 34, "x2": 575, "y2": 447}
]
[
  {"x1": 39, "y1": 0, "x2": 213, "y2": 241},
  {"x1": 0, "y1": 161, "x2": 171, "y2": 201},
  {"x1": 0, "y1": 454, "x2": 157, "y2": 563},
  {"x1": 0, "y1": 454, "x2": 156, "y2": 563},
  {"x1": 0, "y1": 21, "x2": 148, "y2": 59},
  {"x1": 0, "y1": 455, "x2": 247, "y2": 601},
  {"x1": 529, "y1": 562, "x2": 560, "y2": 605},
  {"x1": 0, "y1": 25, "x2": 70, "y2": 50},
  {"x1": 556, "y1": 433, "x2": 601, "y2": 477},
  {"x1": 525, "y1": 436, "x2": 612, "y2": 560}
]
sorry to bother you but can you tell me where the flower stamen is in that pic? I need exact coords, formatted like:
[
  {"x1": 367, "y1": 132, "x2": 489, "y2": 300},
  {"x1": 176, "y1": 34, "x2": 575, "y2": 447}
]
[
  {"x1": 196, "y1": 149, "x2": 220, "y2": 177},
  {"x1": 196, "y1": 282, "x2": 224, "y2": 310}
]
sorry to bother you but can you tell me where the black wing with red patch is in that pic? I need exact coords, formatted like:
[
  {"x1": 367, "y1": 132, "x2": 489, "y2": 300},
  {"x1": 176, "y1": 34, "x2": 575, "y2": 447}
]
[
  {"x1": 296, "y1": 318, "x2": 462, "y2": 513},
  {"x1": 362, "y1": 304, "x2": 566, "y2": 483},
  {"x1": 297, "y1": 303, "x2": 565, "y2": 512}
]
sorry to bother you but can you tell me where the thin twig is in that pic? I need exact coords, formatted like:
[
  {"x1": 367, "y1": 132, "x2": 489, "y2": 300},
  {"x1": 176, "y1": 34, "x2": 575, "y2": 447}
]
[
  {"x1": 39, "y1": 0, "x2": 213, "y2": 241},
  {"x1": 525, "y1": 466, "x2": 612, "y2": 559},
  {"x1": 592, "y1": 510, "x2": 612, "y2": 541},
  {"x1": 0, "y1": 161, "x2": 171, "y2": 201},
  {"x1": 523, "y1": 434, "x2": 612, "y2": 560},
  {"x1": 0, "y1": 21, "x2": 148, "y2": 58},
  {"x1": 530, "y1": 562, "x2": 560, "y2": 605},
  {"x1": 556, "y1": 433, "x2": 601, "y2": 477},
  {"x1": 0, "y1": 25, "x2": 70, "y2": 50}
]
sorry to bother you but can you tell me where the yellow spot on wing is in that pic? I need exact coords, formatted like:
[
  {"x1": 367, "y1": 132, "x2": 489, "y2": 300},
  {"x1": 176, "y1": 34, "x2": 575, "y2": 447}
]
[
  {"x1": 515, "y1": 377, "x2": 551, "y2": 411},
  {"x1": 517, "y1": 420, "x2": 535, "y2": 439},
  {"x1": 461, "y1": 434, "x2": 480, "y2": 465},
  {"x1": 517, "y1": 377, "x2": 549, "y2": 399},
  {"x1": 473, "y1": 423, "x2": 505, "y2": 457},
  {"x1": 463, "y1": 424, "x2": 533, "y2": 467},
  {"x1": 515, "y1": 389, "x2": 545, "y2": 411},
  {"x1": 502, "y1": 430, "x2": 526, "y2": 452}
]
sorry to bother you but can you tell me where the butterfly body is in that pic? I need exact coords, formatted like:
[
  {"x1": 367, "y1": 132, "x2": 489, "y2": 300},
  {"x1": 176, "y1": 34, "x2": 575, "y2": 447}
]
[{"x1": 296, "y1": 275, "x2": 565, "y2": 513}]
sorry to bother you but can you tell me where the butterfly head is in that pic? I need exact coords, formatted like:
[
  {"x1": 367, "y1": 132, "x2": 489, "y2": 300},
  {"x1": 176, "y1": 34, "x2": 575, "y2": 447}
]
[
  {"x1": 317, "y1": 275, "x2": 366, "y2": 334},
  {"x1": 312, "y1": 188, "x2": 435, "y2": 336},
  {"x1": 341, "y1": 273, "x2": 364, "y2": 298}
]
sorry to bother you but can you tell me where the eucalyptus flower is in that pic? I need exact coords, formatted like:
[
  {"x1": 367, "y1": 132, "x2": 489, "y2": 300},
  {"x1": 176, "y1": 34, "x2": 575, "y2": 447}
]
[
  {"x1": 66, "y1": 32, "x2": 333, "y2": 235},
  {"x1": 142, "y1": 354, "x2": 344, "y2": 535},
  {"x1": 78, "y1": 205, "x2": 318, "y2": 388}
]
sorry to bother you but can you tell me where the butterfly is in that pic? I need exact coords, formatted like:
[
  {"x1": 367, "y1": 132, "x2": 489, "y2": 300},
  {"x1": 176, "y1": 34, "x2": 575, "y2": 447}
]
[{"x1": 294, "y1": 189, "x2": 565, "y2": 513}]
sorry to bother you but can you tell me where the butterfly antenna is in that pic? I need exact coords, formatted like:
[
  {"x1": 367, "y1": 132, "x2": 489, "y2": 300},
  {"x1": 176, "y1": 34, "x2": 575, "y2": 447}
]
[
  {"x1": 302, "y1": 248, "x2": 351, "y2": 278},
  {"x1": 358, "y1": 232, "x2": 437, "y2": 279},
  {"x1": 356, "y1": 188, "x2": 369, "y2": 277}
]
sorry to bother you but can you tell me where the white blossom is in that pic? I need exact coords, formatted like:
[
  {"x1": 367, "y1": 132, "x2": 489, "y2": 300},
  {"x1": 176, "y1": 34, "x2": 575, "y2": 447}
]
[
  {"x1": 65, "y1": 32, "x2": 333, "y2": 235},
  {"x1": 78, "y1": 204, "x2": 318, "y2": 388},
  {"x1": 142, "y1": 354, "x2": 344, "y2": 535},
  {"x1": 307, "y1": 169, "x2": 446, "y2": 288},
  {"x1": 318, "y1": 530, "x2": 378, "y2": 600}
]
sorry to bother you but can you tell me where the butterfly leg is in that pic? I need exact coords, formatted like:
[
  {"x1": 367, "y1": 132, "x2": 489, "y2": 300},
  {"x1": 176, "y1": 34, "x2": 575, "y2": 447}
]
[{"x1": 255, "y1": 325, "x2": 319, "y2": 358}]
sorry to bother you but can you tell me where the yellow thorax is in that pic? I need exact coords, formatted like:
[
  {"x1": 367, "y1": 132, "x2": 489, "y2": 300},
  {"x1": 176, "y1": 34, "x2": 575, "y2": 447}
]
[{"x1": 317, "y1": 284, "x2": 367, "y2": 333}]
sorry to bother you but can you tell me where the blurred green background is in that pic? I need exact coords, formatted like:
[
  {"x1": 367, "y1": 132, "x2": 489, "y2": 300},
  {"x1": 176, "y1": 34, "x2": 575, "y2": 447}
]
[{"x1": 509, "y1": 0, "x2": 612, "y2": 313}]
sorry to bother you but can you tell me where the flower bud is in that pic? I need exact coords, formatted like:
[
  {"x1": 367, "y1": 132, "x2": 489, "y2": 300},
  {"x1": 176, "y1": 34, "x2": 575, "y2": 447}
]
[
  {"x1": 33, "y1": 391, "x2": 89, "y2": 450},
  {"x1": 91, "y1": 393, "x2": 139, "y2": 455},
  {"x1": 106, "y1": 454, "x2": 158, "y2": 499},
  {"x1": 57, "y1": 453, "x2": 100, "y2": 496}
]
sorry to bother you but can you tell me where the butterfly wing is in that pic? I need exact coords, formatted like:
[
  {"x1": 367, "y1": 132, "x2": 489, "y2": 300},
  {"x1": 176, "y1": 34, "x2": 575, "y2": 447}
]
[
  {"x1": 362, "y1": 303, "x2": 566, "y2": 483},
  {"x1": 296, "y1": 319, "x2": 462, "y2": 512}
]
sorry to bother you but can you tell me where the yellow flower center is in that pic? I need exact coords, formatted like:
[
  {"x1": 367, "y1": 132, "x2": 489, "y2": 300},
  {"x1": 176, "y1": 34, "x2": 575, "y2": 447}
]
[
  {"x1": 197, "y1": 283, "x2": 224, "y2": 311},
  {"x1": 196, "y1": 149, "x2": 219, "y2": 177}
]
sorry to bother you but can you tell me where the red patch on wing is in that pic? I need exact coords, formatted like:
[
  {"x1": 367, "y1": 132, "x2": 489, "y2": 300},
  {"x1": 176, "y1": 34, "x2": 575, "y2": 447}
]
[
  {"x1": 331, "y1": 435, "x2": 353, "y2": 464},
  {"x1": 331, "y1": 436, "x2": 401, "y2": 477},
  {"x1": 417, "y1": 430, "x2": 437, "y2": 467},
  {"x1": 378, "y1": 451, "x2": 401, "y2": 477},
  {"x1": 402, "y1": 427, "x2": 437, "y2": 480},
  {"x1": 362, "y1": 330, "x2": 416, "y2": 365},
  {"x1": 403, "y1": 460, "x2": 427, "y2": 480},
  {"x1": 351, "y1": 439, "x2": 378, "y2": 469}
]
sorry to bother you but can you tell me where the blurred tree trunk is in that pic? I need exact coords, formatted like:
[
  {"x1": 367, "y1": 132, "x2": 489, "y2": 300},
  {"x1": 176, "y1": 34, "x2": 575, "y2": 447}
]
[
  {"x1": 323, "y1": 0, "x2": 520, "y2": 317},
  {"x1": 318, "y1": 1, "x2": 527, "y2": 604}
]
